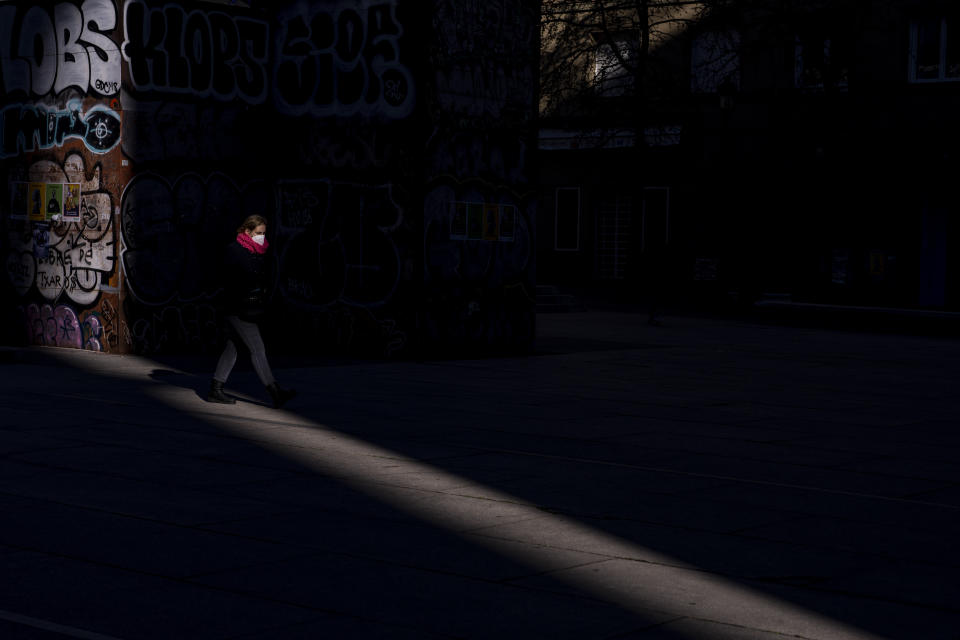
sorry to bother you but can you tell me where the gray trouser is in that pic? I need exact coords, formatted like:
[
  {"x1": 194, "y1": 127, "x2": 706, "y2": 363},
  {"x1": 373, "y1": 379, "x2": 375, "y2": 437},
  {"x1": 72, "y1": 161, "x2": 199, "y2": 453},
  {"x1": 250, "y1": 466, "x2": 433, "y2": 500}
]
[{"x1": 214, "y1": 316, "x2": 275, "y2": 386}]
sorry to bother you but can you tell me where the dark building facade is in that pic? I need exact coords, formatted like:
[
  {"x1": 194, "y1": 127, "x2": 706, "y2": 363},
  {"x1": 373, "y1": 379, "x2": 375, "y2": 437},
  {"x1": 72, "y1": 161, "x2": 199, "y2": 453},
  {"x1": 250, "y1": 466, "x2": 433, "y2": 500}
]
[
  {"x1": 538, "y1": 0, "x2": 960, "y2": 312},
  {"x1": 1, "y1": 0, "x2": 539, "y2": 357}
]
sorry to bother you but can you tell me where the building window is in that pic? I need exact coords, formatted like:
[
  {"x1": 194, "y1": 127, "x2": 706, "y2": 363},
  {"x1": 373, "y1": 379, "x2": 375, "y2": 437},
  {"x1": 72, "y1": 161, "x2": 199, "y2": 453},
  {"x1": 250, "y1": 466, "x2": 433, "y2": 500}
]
[
  {"x1": 555, "y1": 187, "x2": 580, "y2": 251},
  {"x1": 690, "y1": 30, "x2": 740, "y2": 94},
  {"x1": 597, "y1": 193, "x2": 632, "y2": 280},
  {"x1": 909, "y1": 16, "x2": 960, "y2": 82},
  {"x1": 642, "y1": 187, "x2": 670, "y2": 252},
  {"x1": 595, "y1": 39, "x2": 635, "y2": 96}
]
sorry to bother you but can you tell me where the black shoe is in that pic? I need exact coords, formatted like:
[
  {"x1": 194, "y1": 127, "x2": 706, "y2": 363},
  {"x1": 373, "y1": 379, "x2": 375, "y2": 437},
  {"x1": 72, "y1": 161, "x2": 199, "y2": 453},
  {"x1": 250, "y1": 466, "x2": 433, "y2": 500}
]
[
  {"x1": 266, "y1": 383, "x2": 297, "y2": 409},
  {"x1": 207, "y1": 379, "x2": 236, "y2": 404}
]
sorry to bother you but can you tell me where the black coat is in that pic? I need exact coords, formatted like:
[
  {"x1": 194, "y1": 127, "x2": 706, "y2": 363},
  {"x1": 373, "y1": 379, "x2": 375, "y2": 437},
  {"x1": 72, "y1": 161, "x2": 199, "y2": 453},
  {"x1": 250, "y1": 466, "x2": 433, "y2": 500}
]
[{"x1": 220, "y1": 240, "x2": 271, "y2": 321}]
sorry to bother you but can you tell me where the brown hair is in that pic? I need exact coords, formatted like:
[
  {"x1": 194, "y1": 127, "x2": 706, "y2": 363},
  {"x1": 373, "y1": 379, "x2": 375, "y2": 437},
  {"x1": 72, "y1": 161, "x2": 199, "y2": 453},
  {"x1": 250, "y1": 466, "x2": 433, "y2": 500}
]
[{"x1": 236, "y1": 214, "x2": 267, "y2": 234}]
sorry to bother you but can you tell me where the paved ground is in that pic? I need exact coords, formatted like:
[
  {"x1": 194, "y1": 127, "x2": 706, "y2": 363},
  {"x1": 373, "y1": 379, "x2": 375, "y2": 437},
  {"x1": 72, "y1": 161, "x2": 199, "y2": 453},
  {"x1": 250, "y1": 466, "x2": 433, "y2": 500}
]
[{"x1": 1, "y1": 310, "x2": 959, "y2": 639}]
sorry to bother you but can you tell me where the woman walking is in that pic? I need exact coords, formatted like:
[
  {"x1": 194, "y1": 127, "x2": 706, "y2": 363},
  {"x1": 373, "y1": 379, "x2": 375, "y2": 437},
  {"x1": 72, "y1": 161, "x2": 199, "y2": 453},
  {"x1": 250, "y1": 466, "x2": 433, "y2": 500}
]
[{"x1": 207, "y1": 215, "x2": 296, "y2": 409}]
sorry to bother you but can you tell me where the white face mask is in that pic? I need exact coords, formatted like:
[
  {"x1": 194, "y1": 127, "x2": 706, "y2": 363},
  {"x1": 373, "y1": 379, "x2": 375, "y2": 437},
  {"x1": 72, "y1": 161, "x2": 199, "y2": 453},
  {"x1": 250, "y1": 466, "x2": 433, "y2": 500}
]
[{"x1": 251, "y1": 234, "x2": 266, "y2": 246}]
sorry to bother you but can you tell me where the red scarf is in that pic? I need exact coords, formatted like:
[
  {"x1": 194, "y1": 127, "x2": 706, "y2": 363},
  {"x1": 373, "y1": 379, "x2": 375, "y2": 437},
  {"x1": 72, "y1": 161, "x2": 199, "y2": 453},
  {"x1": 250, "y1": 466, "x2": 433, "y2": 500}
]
[{"x1": 236, "y1": 232, "x2": 268, "y2": 255}]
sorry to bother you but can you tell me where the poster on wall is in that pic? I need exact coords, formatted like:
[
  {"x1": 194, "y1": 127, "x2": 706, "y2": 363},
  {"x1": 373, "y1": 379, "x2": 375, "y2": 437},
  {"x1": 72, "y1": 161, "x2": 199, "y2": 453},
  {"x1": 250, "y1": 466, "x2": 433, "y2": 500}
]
[
  {"x1": 28, "y1": 183, "x2": 45, "y2": 221},
  {"x1": 45, "y1": 184, "x2": 63, "y2": 220},
  {"x1": 482, "y1": 204, "x2": 499, "y2": 241},
  {"x1": 499, "y1": 205, "x2": 516, "y2": 242},
  {"x1": 450, "y1": 201, "x2": 467, "y2": 240},
  {"x1": 9, "y1": 182, "x2": 28, "y2": 220},
  {"x1": 63, "y1": 184, "x2": 81, "y2": 219},
  {"x1": 467, "y1": 203, "x2": 483, "y2": 240}
]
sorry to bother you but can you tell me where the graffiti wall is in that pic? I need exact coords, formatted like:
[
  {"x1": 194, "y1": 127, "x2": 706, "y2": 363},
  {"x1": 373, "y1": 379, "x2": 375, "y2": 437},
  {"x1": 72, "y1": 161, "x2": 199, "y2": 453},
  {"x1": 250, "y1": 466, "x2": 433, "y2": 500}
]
[
  {"x1": 1, "y1": 0, "x2": 537, "y2": 357},
  {"x1": 422, "y1": 0, "x2": 539, "y2": 354}
]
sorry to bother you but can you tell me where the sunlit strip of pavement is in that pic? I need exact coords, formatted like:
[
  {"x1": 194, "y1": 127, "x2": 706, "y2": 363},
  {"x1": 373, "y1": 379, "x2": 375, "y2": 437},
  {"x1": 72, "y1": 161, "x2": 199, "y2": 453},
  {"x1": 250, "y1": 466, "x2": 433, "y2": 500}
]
[{"x1": 116, "y1": 368, "x2": 890, "y2": 640}]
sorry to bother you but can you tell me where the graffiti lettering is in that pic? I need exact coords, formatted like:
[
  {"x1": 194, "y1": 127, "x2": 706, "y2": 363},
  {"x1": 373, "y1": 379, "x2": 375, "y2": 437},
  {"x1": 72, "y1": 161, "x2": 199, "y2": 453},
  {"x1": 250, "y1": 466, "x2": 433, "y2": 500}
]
[
  {"x1": 274, "y1": 1, "x2": 414, "y2": 117},
  {"x1": 122, "y1": 0, "x2": 270, "y2": 103},
  {"x1": 19, "y1": 303, "x2": 105, "y2": 351},
  {"x1": 6, "y1": 155, "x2": 117, "y2": 306},
  {"x1": 129, "y1": 303, "x2": 220, "y2": 354},
  {"x1": 0, "y1": 102, "x2": 122, "y2": 159},
  {"x1": 120, "y1": 0, "x2": 413, "y2": 118},
  {"x1": 0, "y1": 0, "x2": 120, "y2": 98},
  {"x1": 95, "y1": 79, "x2": 120, "y2": 94}
]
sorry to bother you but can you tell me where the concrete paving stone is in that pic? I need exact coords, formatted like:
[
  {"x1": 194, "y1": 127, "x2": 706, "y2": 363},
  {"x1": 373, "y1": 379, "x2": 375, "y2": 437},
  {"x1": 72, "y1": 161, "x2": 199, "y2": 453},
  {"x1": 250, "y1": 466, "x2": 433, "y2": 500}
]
[
  {"x1": 0, "y1": 551, "x2": 184, "y2": 638},
  {"x1": 837, "y1": 456, "x2": 960, "y2": 484},
  {"x1": 201, "y1": 508, "x2": 604, "y2": 582},
  {"x1": 0, "y1": 619, "x2": 80, "y2": 640},
  {"x1": 596, "y1": 418, "x2": 815, "y2": 443},
  {"x1": 359, "y1": 483, "x2": 550, "y2": 533},
  {"x1": 105, "y1": 580, "x2": 325, "y2": 640},
  {"x1": 821, "y1": 562, "x2": 960, "y2": 612},
  {"x1": 0, "y1": 551, "x2": 321, "y2": 640},
  {"x1": 346, "y1": 465, "x2": 538, "y2": 494},
  {"x1": 34, "y1": 421, "x2": 298, "y2": 459},
  {"x1": 0, "y1": 433, "x2": 97, "y2": 457},
  {"x1": 524, "y1": 490, "x2": 802, "y2": 535},
  {"x1": 419, "y1": 435, "x2": 689, "y2": 472},
  {"x1": 202, "y1": 473, "x2": 427, "y2": 523},
  {"x1": 9, "y1": 445, "x2": 299, "y2": 490},
  {"x1": 222, "y1": 614, "x2": 454, "y2": 640},
  {"x1": 190, "y1": 551, "x2": 674, "y2": 639},
  {"x1": 738, "y1": 515, "x2": 960, "y2": 567},
  {"x1": 349, "y1": 439, "x2": 518, "y2": 465},
  {"x1": 710, "y1": 404, "x2": 867, "y2": 426},
  {"x1": 419, "y1": 413, "x2": 658, "y2": 440},
  {"x1": 783, "y1": 433, "x2": 960, "y2": 464},
  {"x1": 651, "y1": 452, "x2": 946, "y2": 499},
  {"x1": 509, "y1": 558, "x2": 956, "y2": 640},
  {"x1": 0, "y1": 459, "x2": 49, "y2": 482},
  {"x1": 734, "y1": 416, "x2": 925, "y2": 441},
  {"x1": 2, "y1": 466, "x2": 293, "y2": 526},
  {"x1": 465, "y1": 468, "x2": 742, "y2": 521},
  {"x1": 612, "y1": 616, "x2": 813, "y2": 639},
  {"x1": 745, "y1": 575, "x2": 960, "y2": 640},
  {"x1": 418, "y1": 450, "x2": 737, "y2": 500},
  {"x1": 903, "y1": 484, "x2": 960, "y2": 507},
  {"x1": 470, "y1": 514, "x2": 876, "y2": 582},
  {"x1": 609, "y1": 404, "x2": 785, "y2": 427},
  {"x1": 693, "y1": 481, "x2": 960, "y2": 531},
  {"x1": 0, "y1": 402, "x2": 94, "y2": 431},
  {"x1": 0, "y1": 502, "x2": 303, "y2": 578},
  {"x1": 597, "y1": 432, "x2": 880, "y2": 468}
]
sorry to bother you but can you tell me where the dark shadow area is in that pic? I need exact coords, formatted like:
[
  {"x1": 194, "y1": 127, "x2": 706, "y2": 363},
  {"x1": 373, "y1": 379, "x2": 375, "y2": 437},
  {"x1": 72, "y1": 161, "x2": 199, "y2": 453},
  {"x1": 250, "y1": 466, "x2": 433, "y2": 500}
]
[
  {"x1": 3, "y1": 316, "x2": 960, "y2": 639},
  {"x1": 1, "y1": 352, "x2": 686, "y2": 639}
]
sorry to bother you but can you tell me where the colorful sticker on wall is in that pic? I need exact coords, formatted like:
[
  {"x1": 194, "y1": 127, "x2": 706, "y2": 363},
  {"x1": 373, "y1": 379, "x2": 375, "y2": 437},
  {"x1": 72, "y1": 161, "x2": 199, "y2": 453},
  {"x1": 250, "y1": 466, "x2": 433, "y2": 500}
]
[
  {"x1": 450, "y1": 202, "x2": 467, "y2": 240},
  {"x1": 467, "y1": 203, "x2": 483, "y2": 240},
  {"x1": 499, "y1": 205, "x2": 516, "y2": 242},
  {"x1": 9, "y1": 182, "x2": 28, "y2": 220},
  {"x1": 28, "y1": 183, "x2": 45, "y2": 221},
  {"x1": 482, "y1": 204, "x2": 499, "y2": 241},
  {"x1": 45, "y1": 183, "x2": 63, "y2": 220},
  {"x1": 63, "y1": 184, "x2": 81, "y2": 219}
]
